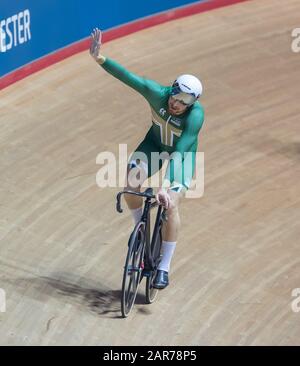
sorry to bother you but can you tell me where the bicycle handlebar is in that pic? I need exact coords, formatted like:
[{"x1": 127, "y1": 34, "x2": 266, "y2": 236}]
[{"x1": 116, "y1": 188, "x2": 155, "y2": 213}]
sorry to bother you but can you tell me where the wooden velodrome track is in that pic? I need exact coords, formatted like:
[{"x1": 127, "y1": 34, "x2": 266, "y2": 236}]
[{"x1": 0, "y1": 0, "x2": 300, "y2": 345}]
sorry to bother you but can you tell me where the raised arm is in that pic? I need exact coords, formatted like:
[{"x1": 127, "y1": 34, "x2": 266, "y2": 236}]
[{"x1": 90, "y1": 28, "x2": 162, "y2": 99}]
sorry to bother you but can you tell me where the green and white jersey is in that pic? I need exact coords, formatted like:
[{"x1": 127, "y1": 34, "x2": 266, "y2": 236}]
[
  {"x1": 101, "y1": 58, "x2": 204, "y2": 154},
  {"x1": 100, "y1": 57, "x2": 205, "y2": 188}
]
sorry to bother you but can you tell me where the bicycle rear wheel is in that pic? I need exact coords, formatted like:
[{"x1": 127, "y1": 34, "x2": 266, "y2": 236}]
[
  {"x1": 145, "y1": 228, "x2": 162, "y2": 304},
  {"x1": 121, "y1": 222, "x2": 145, "y2": 318}
]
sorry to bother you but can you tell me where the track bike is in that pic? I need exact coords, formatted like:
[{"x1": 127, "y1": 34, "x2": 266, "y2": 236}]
[{"x1": 116, "y1": 188, "x2": 167, "y2": 318}]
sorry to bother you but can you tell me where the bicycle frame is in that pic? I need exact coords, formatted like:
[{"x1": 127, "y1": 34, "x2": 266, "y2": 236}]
[{"x1": 116, "y1": 188, "x2": 164, "y2": 272}]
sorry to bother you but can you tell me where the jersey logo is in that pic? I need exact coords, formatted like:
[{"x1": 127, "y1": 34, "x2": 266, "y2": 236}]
[
  {"x1": 170, "y1": 118, "x2": 181, "y2": 127},
  {"x1": 159, "y1": 108, "x2": 167, "y2": 117}
]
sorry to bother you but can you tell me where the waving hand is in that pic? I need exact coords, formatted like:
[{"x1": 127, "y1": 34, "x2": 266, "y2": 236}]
[{"x1": 90, "y1": 28, "x2": 102, "y2": 60}]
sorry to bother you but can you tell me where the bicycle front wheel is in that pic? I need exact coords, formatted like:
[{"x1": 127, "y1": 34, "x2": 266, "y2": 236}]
[{"x1": 121, "y1": 222, "x2": 145, "y2": 318}]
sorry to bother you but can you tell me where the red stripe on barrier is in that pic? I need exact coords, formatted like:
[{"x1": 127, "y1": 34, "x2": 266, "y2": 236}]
[{"x1": 0, "y1": 0, "x2": 250, "y2": 91}]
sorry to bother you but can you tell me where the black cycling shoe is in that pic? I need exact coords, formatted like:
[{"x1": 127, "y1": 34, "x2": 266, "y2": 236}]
[{"x1": 153, "y1": 270, "x2": 169, "y2": 289}]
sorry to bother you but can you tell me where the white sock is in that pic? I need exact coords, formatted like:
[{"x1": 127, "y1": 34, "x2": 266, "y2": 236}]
[
  {"x1": 130, "y1": 207, "x2": 143, "y2": 225},
  {"x1": 158, "y1": 241, "x2": 176, "y2": 272}
]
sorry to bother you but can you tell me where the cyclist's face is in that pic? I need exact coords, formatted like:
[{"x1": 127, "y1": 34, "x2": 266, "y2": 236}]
[{"x1": 168, "y1": 96, "x2": 188, "y2": 115}]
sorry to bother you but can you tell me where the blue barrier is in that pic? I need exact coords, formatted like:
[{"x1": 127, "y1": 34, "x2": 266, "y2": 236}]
[{"x1": 0, "y1": 0, "x2": 202, "y2": 79}]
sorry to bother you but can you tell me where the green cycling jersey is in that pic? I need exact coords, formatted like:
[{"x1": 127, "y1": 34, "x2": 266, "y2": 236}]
[{"x1": 99, "y1": 57, "x2": 205, "y2": 188}]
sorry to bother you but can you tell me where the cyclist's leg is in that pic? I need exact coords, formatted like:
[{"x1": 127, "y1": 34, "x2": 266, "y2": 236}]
[
  {"x1": 157, "y1": 150, "x2": 196, "y2": 278},
  {"x1": 153, "y1": 187, "x2": 183, "y2": 290},
  {"x1": 124, "y1": 131, "x2": 162, "y2": 217},
  {"x1": 161, "y1": 188, "x2": 184, "y2": 242},
  {"x1": 162, "y1": 148, "x2": 196, "y2": 238}
]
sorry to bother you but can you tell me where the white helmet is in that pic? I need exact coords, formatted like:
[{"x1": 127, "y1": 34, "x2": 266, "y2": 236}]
[{"x1": 171, "y1": 74, "x2": 203, "y2": 106}]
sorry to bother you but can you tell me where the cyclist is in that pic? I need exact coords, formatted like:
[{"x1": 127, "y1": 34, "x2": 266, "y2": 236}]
[{"x1": 90, "y1": 28, "x2": 205, "y2": 289}]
